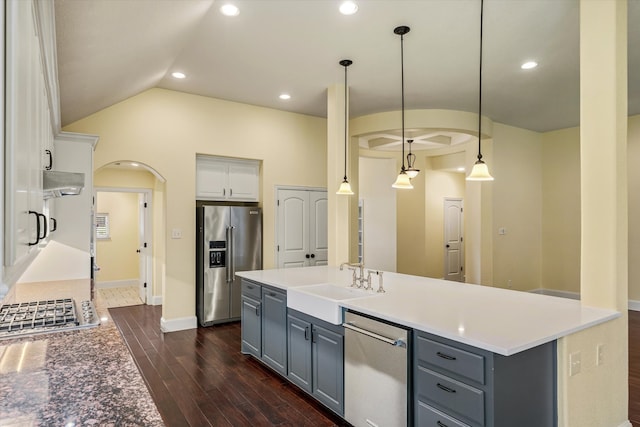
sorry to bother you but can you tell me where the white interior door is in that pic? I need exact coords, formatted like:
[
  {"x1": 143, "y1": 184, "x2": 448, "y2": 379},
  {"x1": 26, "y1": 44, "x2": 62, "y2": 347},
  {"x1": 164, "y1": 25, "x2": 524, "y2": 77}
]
[
  {"x1": 138, "y1": 193, "x2": 147, "y2": 302},
  {"x1": 309, "y1": 191, "x2": 328, "y2": 266},
  {"x1": 444, "y1": 198, "x2": 464, "y2": 282},
  {"x1": 277, "y1": 189, "x2": 309, "y2": 268}
]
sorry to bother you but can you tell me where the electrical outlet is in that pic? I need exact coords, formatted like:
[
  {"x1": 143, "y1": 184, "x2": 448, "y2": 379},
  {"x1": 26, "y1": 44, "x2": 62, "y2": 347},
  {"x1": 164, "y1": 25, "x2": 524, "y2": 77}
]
[
  {"x1": 569, "y1": 351, "x2": 581, "y2": 376},
  {"x1": 507, "y1": 279, "x2": 512, "y2": 288},
  {"x1": 597, "y1": 344, "x2": 605, "y2": 366},
  {"x1": 171, "y1": 228, "x2": 182, "y2": 239}
]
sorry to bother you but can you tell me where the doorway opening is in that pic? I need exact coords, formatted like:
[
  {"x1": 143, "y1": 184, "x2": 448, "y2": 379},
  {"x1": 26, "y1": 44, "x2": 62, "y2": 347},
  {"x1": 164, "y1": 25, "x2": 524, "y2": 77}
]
[{"x1": 94, "y1": 188, "x2": 152, "y2": 308}]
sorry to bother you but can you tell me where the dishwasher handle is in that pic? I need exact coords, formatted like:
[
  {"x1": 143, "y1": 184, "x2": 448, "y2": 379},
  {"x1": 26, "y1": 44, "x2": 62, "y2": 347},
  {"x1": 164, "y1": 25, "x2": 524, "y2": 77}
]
[{"x1": 343, "y1": 322, "x2": 407, "y2": 348}]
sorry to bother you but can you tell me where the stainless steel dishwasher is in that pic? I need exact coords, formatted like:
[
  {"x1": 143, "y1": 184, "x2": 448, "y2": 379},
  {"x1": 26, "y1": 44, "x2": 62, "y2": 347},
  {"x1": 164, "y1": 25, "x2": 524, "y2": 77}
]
[{"x1": 343, "y1": 310, "x2": 410, "y2": 427}]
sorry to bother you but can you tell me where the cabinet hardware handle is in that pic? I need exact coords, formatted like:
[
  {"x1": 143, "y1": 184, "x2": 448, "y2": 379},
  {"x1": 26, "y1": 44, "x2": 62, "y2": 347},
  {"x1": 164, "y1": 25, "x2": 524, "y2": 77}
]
[
  {"x1": 223, "y1": 188, "x2": 226, "y2": 196},
  {"x1": 36, "y1": 213, "x2": 47, "y2": 241},
  {"x1": 45, "y1": 149, "x2": 53, "y2": 170},
  {"x1": 305, "y1": 254, "x2": 310, "y2": 259},
  {"x1": 304, "y1": 326, "x2": 310, "y2": 340},
  {"x1": 255, "y1": 304, "x2": 261, "y2": 317},
  {"x1": 312, "y1": 329, "x2": 317, "y2": 343},
  {"x1": 268, "y1": 292, "x2": 276, "y2": 297},
  {"x1": 247, "y1": 285, "x2": 254, "y2": 289},
  {"x1": 437, "y1": 351, "x2": 457, "y2": 361},
  {"x1": 310, "y1": 254, "x2": 315, "y2": 259},
  {"x1": 50, "y1": 217, "x2": 57, "y2": 232},
  {"x1": 437, "y1": 383, "x2": 456, "y2": 394},
  {"x1": 437, "y1": 421, "x2": 449, "y2": 427},
  {"x1": 230, "y1": 188, "x2": 233, "y2": 196},
  {"x1": 28, "y1": 211, "x2": 40, "y2": 246}
]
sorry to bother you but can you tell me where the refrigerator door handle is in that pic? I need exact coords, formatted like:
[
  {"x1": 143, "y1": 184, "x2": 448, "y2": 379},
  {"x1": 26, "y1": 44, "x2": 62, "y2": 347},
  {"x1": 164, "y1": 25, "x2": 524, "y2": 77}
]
[
  {"x1": 226, "y1": 226, "x2": 232, "y2": 282},
  {"x1": 229, "y1": 226, "x2": 236, "y2": 278}
]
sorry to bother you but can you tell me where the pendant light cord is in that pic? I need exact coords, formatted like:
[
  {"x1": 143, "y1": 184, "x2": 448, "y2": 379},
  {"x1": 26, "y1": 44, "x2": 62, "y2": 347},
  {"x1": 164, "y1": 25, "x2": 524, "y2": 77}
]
[
  {"x1": 477, "y1": 0, "x2": 484, "y2": 161},
  {"x1": 400, "y1": 32, "x2": 406, "y2": 171},
  {"x1": 344, "y1": 64, "x2": 348, "y2": 181}
]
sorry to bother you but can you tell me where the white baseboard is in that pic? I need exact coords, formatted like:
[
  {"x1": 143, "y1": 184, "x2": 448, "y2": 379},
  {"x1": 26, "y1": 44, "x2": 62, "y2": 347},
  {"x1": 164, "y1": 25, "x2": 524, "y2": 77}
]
[
  {"x1": 629, "y1": 300, "x2": 640, "y2": 312},
  {"x1": 160, "y1": 315, "x2": 197, "y2": 333},
  {"x1": 96, "y1": 279, "x2": 138, "y2": 289},
  {"x1": 529, "y1": 288, "x2": 581, "y2": 300},
  {"x1": 150, "y1": 295, "x2": 163, "y2": 306},
  {"x1": 618, "y1": 421, "x2": 632, "y2": 427}
]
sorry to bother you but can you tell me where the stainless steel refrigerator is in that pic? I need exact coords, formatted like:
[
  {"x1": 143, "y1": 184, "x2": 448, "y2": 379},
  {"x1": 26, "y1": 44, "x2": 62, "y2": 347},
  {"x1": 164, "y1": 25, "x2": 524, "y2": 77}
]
[{"x1": 196, "y1": 205, "x2": 262, "y2": 326}]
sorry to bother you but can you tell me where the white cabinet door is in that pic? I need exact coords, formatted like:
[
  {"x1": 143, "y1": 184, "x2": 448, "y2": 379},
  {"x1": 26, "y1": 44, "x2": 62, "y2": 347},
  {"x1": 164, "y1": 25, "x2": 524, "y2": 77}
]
[
  {"x1": 276, "y1": 189, "x2": 328, "y2": 268},
  {"x1": 228, "y1": 162, "x2": 259, "y2": 201},
  {"x1": 196, "y1": 156, "x2": 259, "y2": 201},
  {"x1": 196, "y1": 158, "x2": 228, "y2": 199}
]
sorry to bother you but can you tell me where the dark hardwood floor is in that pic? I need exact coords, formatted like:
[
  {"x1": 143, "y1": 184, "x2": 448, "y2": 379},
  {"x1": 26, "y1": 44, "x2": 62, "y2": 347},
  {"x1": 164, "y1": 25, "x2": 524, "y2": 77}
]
[
  {"x1": 111, "y1": 305, "x2": 640, "y2": 427},
  {"x1": 109, "y1": 305, "x2": 350, "y2": 427},
  {"x1": 630, "y1": 310, "x2": 640, "y2": 427}
]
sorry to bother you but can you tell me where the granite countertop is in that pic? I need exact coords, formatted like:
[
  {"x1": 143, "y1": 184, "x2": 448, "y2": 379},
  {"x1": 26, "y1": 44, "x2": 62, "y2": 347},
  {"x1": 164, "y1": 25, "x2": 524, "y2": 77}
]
[
  {"x1": 237, "y1": 266, "x2": 621, "y2": 356},
  {"x1": 0, "y1": 283, "x2": 164, "y2": 425}
]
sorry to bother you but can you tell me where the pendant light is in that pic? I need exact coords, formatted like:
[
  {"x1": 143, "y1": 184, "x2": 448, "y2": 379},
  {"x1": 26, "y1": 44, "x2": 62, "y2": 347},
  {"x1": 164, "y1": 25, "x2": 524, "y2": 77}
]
[
  {"x1": 336, "y1": 59, "x2": 355, "y2": 195},
  {"x1": 405, "y1": 139, "x2": 420, "y2": 179},
  {"x1": 466, "y1": 0, "x2": 494, "y2": 181},
  {"x1": 392, "y1": 26, "x2": 413, "y2": 189}
]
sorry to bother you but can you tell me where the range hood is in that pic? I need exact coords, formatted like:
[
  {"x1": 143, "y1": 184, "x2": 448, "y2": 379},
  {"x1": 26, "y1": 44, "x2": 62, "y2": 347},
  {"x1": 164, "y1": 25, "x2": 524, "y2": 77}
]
[{"x1": 43, "y1": 170, "x2": 85, "y2": 198}]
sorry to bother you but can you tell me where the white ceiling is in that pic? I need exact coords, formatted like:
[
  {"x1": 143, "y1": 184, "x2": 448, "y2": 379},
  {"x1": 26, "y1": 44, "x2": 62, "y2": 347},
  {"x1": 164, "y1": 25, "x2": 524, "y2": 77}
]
[{"x1": 55, "y1": 0, "x2": 640, "y2": 134}]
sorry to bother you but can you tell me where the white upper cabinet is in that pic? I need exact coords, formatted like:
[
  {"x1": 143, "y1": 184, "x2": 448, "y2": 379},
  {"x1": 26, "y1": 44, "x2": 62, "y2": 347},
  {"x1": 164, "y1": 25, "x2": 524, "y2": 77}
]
[
  {"x1": 196, "y1": 156, "x2": 260, "y2": 202},
  {"x1": 3, "y1": 0, "x2": 58, "y2": 283}
]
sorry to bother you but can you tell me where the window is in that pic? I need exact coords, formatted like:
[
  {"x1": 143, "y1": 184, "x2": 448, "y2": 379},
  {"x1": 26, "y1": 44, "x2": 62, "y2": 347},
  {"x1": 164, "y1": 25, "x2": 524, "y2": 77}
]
[{"x1": 96, "y1": 213, "x2": 110, "y2": 240}]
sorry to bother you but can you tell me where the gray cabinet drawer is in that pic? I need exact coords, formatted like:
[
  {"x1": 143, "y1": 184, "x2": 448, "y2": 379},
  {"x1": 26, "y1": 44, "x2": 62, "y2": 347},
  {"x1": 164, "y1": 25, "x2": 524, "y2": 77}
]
[
  {"x1": 417, "y1": 401, "x2": 471, "y2": 427},
  {"x1": 241, "y1": 279, "x2": 261, "y2": 299},
  {"x1": 417, "y1": 336, "x2": 485, "y2": 385},
  {"x1": 417, "y1": 366, "x2": 484, "y2": 426}
]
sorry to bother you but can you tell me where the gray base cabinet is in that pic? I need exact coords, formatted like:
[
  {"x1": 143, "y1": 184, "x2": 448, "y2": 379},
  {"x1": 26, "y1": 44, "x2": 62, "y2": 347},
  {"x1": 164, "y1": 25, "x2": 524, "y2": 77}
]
[
  {"x1": 287, "y1": 309, "x2": 344, "y2": 416},
  {"x1": 414, "y1": 330, "x2": 556, "y2": 427},
  {"x1": 240, "y1": 279, "x2": 287, "y2": 375}
]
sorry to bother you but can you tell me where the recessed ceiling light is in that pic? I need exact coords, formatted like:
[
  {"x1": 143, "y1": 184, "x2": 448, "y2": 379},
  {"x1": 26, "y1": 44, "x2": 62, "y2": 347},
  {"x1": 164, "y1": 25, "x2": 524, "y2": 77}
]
[
  {"x1": 279, "y1": 94, "x2": 291, "y2": 100},
  {"x1": 521, "y1": 61, "x2": 538, "y2": 70},
  {"x1": 220, "y1": 4, "x2": 240, "y2": 16},
  {"x1": 172, "y1": 72, "x2": 186, "y2": 79},
  {"x1": 339, "y1": 1, "x2": 358, "y2": 15}
]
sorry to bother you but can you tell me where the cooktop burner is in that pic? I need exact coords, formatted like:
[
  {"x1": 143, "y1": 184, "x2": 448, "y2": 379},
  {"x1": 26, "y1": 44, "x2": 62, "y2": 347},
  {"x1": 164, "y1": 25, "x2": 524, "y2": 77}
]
[{"x1": 0, "y1": 298, "x2": 99, "y2": 339}]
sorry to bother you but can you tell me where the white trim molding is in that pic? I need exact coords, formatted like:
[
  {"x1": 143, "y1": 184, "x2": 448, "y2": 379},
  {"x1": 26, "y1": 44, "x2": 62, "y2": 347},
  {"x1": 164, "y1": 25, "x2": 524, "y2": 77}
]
[
  {"x1": 150, "y1": 295, "x2": 163, "y2": 306},
  {"x1": 629, "y1": 300, "x2": 640, "y2": 312},
  {"x1": 160, "y1": 316, "x2": 197, "y2": 333},
  {"x1": 528, "y1": 288, "x2": 580, "y2": 300},
  {"x1": 617, "y1": 421, "x2": 632, "y2": 427}
]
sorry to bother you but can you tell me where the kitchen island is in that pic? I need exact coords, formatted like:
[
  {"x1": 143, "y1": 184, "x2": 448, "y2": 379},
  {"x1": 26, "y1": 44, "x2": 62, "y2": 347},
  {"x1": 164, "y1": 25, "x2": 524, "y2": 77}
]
[{"x1": 237, "y1": 266, "x2": 620, "y2": 427}]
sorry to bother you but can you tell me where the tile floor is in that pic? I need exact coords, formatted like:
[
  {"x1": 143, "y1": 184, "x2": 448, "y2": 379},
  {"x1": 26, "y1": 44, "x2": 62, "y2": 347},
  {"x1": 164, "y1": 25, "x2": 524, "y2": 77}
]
[{"x1": 96, "y1": 286, "x2": 143, "y2": 308}]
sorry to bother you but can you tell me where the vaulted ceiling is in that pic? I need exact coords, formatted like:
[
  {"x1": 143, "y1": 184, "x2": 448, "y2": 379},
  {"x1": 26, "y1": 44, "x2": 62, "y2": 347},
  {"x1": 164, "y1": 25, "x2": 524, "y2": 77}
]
[{"x1": 55, "y1": 0, "x2": 640, "y2": 134}]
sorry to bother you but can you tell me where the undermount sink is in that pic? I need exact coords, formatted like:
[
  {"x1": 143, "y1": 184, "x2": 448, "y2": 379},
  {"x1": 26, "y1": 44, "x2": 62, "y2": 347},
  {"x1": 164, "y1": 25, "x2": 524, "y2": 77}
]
[{"x1": 287, "y1": 283, "x2": 381, "y2": 325}]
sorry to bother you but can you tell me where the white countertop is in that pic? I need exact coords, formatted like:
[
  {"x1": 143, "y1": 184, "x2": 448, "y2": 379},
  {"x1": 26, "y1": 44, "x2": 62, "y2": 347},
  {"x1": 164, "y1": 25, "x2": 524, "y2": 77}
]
[{"x1": 237, "y1": 266, "x2": 620, "y2": 356}]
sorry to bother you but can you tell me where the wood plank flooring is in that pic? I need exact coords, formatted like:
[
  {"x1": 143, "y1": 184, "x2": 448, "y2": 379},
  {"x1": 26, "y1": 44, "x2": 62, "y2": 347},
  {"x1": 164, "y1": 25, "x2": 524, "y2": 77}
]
[
  {"x1": 111, "y1": 305, "x2": 640, "y2": 426},
  {"x1": 630, "y1": 310, "x2": 640, "y2": 427},
  {"x1": 109, "y1": 305, "x2": 350, "y2": 427}
]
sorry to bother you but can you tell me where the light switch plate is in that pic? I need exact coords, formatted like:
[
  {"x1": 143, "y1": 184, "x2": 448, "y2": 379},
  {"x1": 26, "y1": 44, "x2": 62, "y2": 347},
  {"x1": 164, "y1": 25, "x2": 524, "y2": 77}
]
[{"x1": 171, "y1": 228, "x2": 182, "y2": 239}]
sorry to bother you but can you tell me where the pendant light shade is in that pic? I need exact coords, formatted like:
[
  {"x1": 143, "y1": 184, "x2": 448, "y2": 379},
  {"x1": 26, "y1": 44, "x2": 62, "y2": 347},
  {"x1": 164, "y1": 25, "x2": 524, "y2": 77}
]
[
  {"x1": 466, "y1": 0, "x2": 494, "y2": 182},
  {"x1": 405, "y1": 139, "x2": 420, "y2": 179},
  {"x1": 336, "y1": 59, "x2": 355, "y2": 195},
  {"x1": 392, "y1": 25, "x2": 413, "y2": 190}
]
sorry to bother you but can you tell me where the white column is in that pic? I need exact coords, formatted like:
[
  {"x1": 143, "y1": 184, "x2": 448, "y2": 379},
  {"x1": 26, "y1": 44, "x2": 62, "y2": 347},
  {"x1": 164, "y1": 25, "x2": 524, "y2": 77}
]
[{"x1": 557, "y1": 1, "x2": 628, "y2": 425}]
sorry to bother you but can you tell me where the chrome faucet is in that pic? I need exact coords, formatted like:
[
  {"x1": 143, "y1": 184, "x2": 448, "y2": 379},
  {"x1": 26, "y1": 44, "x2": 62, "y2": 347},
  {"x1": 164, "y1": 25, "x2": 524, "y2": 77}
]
[{"x1": 340, "y1": 262, "x2": 366, "y2": 288}]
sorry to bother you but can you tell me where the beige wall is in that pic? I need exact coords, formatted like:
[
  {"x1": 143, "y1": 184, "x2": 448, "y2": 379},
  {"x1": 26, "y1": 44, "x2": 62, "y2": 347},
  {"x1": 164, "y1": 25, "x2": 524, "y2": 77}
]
[
  {"x1": 541, "y1": 127, "x2": 581, "y2": 293},
  {"x1": 64, "y1": 88, "x2": 327, "y2": 321},
  {"x1": 491, "y1": 123, "x2": 543, "y2": 292},
  {"x1": 95, "y1": 191, "x2": 139, "y2": 282},
  {"x1": 629, "y1": 115, "x2": 640, "y2": 301}
]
